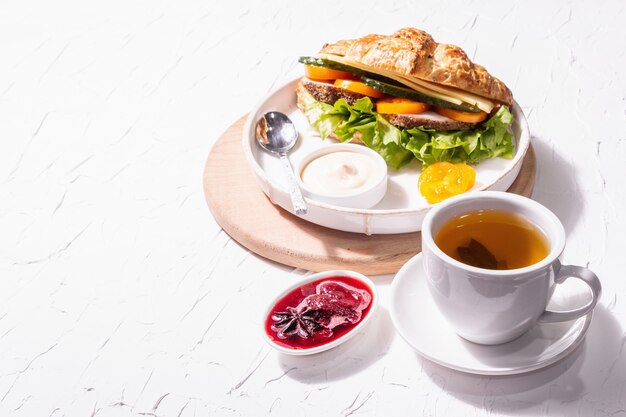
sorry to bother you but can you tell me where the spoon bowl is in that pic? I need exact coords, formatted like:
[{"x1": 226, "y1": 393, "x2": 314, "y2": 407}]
[
  {"x1": 255, "y1": 111, "x2": 308, "y2": 215},
  {"x1": 256, "y1": 111, "x2": 299, "y2": 154}
]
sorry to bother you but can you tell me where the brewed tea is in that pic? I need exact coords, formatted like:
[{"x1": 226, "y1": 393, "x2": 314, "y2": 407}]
[{"x1": 435, "y1": 209, "x2": 549, "y2": 270}]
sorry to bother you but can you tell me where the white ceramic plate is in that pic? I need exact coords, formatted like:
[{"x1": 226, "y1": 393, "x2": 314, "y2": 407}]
[
  {"x1": 243, "y1": 77, "x2": 530, "y2": 234},
  {"x1": 390, "y1": 253, "x2": 592, "y2": 375}
]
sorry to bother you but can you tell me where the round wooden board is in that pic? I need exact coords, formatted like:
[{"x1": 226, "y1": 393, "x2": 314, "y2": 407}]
[{"x1": 203, "y1": 116, "x2": 536, "y2": 275}]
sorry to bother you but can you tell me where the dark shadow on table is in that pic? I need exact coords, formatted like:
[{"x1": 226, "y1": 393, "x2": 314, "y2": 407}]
[
  {"x1": 531, "y1": 136, "x2": 584, "y2": 235},
  {"x1": 420, "y1": 304, "x2": 623, "y2": 414}
]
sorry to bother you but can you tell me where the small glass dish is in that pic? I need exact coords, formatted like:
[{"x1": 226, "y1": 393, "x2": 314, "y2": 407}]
[{"x1": 263, "y1": 270, "x2": 378, "y2": 355}]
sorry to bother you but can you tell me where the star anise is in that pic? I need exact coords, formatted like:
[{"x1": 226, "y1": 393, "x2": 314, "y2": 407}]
[
  {"x1": 457, "y1": 238, "x2": 508, "y2": 270},
  {"x1": 270, "y1": 305, "x2": 328, "y2": 339}
]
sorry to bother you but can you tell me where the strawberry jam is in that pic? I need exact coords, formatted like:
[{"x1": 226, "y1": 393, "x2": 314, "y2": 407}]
[{"x1": 265, "y1": 276, "x2": 373, "y2": 350}]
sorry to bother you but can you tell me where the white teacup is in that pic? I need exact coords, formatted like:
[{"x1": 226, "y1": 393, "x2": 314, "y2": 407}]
[{"x1": 421, "y1": 191, "x2": 601, "y2": 345}]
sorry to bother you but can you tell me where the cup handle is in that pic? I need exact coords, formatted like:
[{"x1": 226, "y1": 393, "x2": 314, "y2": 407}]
[{"x1": 538, "y1": 261, "x2": 602, "y2": 323}]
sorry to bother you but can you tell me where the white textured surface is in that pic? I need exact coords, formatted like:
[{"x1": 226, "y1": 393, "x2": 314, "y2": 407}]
[{"x1": 1, "y1": 0, "x2": 625, "y2": 416}]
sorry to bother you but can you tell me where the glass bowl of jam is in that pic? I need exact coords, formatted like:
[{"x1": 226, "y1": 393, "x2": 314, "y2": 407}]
[{"x1": 263, "y1": 270, "x2": 378, "y2": 355}]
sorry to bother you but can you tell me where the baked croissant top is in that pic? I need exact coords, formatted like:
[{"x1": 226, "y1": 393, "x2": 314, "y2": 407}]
[{"x1": 319, "y1": 27, "x2": 512, "y2": 106}]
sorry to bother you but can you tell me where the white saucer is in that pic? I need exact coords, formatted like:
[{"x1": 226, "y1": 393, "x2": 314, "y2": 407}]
[{"x1": 390, "y1": 254, "x2": 593, "y2": 375}]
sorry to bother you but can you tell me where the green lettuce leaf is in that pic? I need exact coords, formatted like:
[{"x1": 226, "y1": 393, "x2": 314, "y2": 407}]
[{"x1": 300, "y1": 90, "x2": 515, "y2": 169}]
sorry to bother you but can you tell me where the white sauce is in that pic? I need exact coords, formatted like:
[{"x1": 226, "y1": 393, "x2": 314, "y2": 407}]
[{"x1": 301, "y1": 151, "x2": 381, "y2": 196}]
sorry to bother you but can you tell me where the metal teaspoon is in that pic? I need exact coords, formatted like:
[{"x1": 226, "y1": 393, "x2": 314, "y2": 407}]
[{"x1": 255, "y1": 111, "x2": 307, "y2": 215}]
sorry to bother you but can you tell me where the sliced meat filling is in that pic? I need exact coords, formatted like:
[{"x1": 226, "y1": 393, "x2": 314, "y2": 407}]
[
  {"x1": 301, "y1": 77, "x2": 365, "y2": 106},
  {"x1": 387, "y1": 112, "x2": 478, "y2": 131},
  {"x1": 300, "y1": 77, "x2": 480, "y2": 131}
]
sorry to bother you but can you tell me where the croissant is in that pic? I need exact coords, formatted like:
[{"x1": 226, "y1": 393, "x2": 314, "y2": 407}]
[
  {"x1": 319, "y1": 27, "x2": 512, "y2": 107},
  {"x1": 296, "y1": 28, "x2": 517, "y2": 168}
]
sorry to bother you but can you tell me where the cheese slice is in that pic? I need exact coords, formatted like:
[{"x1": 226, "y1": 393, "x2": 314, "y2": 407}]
[{"x1": 317, "y1": 53, "x2": 495, "y2": 113}]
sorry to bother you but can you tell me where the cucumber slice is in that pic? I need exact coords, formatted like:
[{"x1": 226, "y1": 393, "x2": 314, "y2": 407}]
[
  {"x1": 299, "y1": 56, "x2": 480, "y2": 113},
  {"x1": 361, "y1": 77, "x2": 481, "y2": 113},
  {"x1": 298, "y1": 56, "x2": 403, "y2": 86},
  {"x1": 299, "y1": 56, "x2": 364, "y2": 74}
]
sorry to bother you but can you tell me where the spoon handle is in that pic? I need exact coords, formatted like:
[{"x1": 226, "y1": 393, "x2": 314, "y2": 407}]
[{"x1": 279, "y1": 154, "x2": 308, "y2": 215}]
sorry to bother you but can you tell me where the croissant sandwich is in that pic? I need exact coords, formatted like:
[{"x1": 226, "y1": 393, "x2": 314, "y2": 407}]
[{"x1": 296, "y1": 28, "x2": 516, "y2": 168}]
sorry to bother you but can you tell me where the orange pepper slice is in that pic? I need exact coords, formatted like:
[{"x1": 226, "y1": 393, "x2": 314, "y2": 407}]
[
  {"x1": 305, "y1": 65, "x2": 356, "y2": 81},
  {"x1": 434, "y1": 106, "x2": 488, "y2": 123},
  {"x1": 334, "y1": 79, "x2": 385, "y2": 98},
  {"x1": 376, "y1": 97, "x2": 430, "y2": 114},
  {"x1": 419, "y1": 162, "x2": 476, "y2": 204}
]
